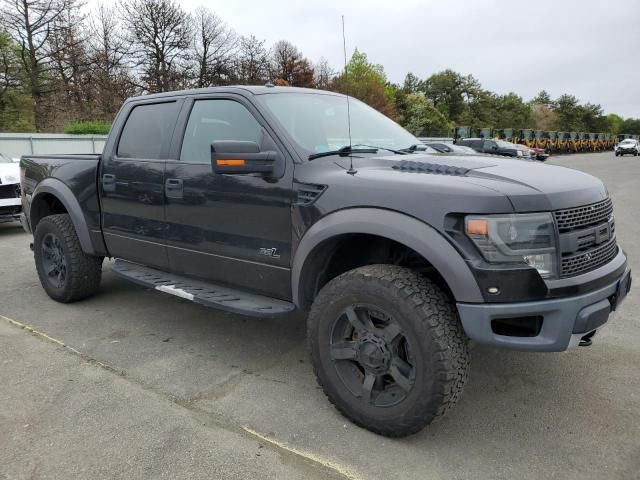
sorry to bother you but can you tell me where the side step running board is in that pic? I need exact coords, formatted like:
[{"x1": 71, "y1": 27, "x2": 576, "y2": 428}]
[{"x1": 111, "y1": 259, "x2": 296, "y2": 318}]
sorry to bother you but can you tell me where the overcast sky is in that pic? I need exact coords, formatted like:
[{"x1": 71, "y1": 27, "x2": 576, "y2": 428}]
[{"x1": 97, "y1": 0, "x2": 640, "y2": 118}]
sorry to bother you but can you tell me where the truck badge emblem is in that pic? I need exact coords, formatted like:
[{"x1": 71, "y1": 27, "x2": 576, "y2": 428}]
[{"x1": 259, "y1": 247, "x2": 280, "y2": 259}]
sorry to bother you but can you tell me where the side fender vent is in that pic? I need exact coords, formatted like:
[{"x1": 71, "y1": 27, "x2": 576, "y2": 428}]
[
  {"x1": 392, "y1": 160, "x2": 470, "y2": 176},
  {"x1": 295, "y1": 183, "x2": 327, "y2": 206}
]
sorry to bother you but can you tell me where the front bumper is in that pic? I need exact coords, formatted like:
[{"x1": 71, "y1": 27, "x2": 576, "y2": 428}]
[
  {"x1": 0, "y1": 200, "x2": 22, "y2": 223},
  {"x1": 457, "y1": 267, "x2": 631, "y2": 352}
]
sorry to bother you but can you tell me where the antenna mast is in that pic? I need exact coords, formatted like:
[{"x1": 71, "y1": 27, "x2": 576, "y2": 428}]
[{"x1": 341, "y1": 16, "x2": 356, "y2": 175}]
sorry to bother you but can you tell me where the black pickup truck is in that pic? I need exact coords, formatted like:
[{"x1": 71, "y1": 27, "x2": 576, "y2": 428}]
[{"x1": 20, "y1": 86, "x2": 631, "y2": 437}]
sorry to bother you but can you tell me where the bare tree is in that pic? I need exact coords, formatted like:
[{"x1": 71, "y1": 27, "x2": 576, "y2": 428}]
[
  {"x1": 270, "y1": 39, "x2": 299, "y2": 85},
  {"x1": 119, "y1": 0, "x2": 192, "y2": 93},
  {"x1": 1, "y1": 0, "x2": 80, "y2": 130},
  {"x1": 290, "y1": 57, "x2": 314, "y2": 87},
  {"x1": 314, "y1": 57, "x2": 334, "y2": 90},
  {"x1": 191, "y1": 6, "x2": 236, "y2": 88},
  {"x1": 47, "y1": 4, "x2": 91, "y2": 123},
  {"x1": 86, "y1": 2, "x2": 135, "y2": 118},
  {"x1": 235, "y1": 35, "x2": 269, "y2": 85},
  {"x1": 270, "y1": 39, "x2": 315, "y2": 87}
]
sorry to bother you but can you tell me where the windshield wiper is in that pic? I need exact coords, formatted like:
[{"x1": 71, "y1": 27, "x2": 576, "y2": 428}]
[
  {"x1": 350, "y1": 144, "x2": 409, "y2": 155},
  {"x1": 308, "y1": 145, "x2": 378, "y2": 161}
]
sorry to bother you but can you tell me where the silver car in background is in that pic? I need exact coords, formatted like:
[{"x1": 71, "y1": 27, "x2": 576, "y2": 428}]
[{"x1": 0, "y1": 153, "x2": 22, "y2": 224}]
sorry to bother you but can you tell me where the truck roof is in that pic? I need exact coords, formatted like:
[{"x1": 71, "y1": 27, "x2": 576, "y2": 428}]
[{"x1": 124, "y1": 85, "x2": 344, "y2": 104}]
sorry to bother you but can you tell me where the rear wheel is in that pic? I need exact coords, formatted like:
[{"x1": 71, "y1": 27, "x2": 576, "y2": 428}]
[
  {"x1": 34, "y1": 214, "x2": 103, "y2": 303},
  {"x1": 308, "y1": 265, "x2": 470, "y2": 437}
]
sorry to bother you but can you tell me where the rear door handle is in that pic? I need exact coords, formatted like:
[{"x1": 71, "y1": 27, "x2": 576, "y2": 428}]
[{"x1": 165, "y1": 178, "x2": 183, "y2": 199}]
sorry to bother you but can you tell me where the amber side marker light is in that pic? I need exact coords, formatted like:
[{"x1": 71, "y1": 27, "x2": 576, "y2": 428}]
[
  {"x1": 216, "y1": 159, "x2": 245, "y2": 166},
  {"x1": 466, "y1": 218, "x2": 489, "y2": 236}
]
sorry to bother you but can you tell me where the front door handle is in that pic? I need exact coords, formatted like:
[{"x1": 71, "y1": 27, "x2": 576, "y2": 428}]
[{"x1": 165, "y1": 178, "x2": 183, "y2": 199}]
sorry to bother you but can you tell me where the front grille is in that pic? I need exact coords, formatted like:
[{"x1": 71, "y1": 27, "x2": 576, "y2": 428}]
[
  {"x1": 554, "y1": 198, "x2": 613, "y2": 232},
  {"x1": 0, "y1": 184, "x2": 20, "y2": 200},
  {"x1": 560, "y1": 238, "x2": 618, "y2": 277},
  {"x1": 0, "y1": 205, "x2": 21, "y2": 216}
]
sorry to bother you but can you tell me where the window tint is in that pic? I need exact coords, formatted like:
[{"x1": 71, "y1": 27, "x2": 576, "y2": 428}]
[
  {"x1": 117, "y1": 102, "x2": 179, "y2": 159},
  {"x1": 181, "y1": 100, "x2": 262, "y2": 163}
]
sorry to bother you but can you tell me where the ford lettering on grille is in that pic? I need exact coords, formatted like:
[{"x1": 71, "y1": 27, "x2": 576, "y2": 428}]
[{"x1": 556, "y1": 198, "x2": 618, "y2": 277}]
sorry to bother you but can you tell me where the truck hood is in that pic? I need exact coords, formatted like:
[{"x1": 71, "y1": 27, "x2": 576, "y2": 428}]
[
  {"x1": 377, "y1": 154, "x2": 608, "y2": 212},
  {"x1": 0, "y1": 163, "x2": 20, "y2": 185}
]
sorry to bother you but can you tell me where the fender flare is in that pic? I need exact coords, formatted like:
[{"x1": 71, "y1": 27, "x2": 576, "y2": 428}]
[
  {"x1": 31, "y1": 178, "x2": 97, "y2": 255},
  {"x1": 291, "y1": 208, "x2": 484, "y2": 307}
]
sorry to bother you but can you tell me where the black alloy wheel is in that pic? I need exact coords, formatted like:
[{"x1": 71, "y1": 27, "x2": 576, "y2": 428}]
[
  {"x1": 329, "y1": 304, "x2": 416, "y2": 407},
  {"x1": 40, "y1": 232, "x2": 68, "y2": 288}
]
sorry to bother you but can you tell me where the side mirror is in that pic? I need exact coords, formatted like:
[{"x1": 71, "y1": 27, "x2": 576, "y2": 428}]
[{"x1": 211, "y1": 141, "x2": 276, "y2": 175}]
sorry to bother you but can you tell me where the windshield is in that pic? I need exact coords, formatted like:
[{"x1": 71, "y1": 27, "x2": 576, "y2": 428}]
[
  {"x1": 258, "y1": 93, "x2": 420, "y2": 156},
  {"x1": 495, "y1": 140, "x2": 517, "y2": 148},
  {"x1": 620, "y1": 139, "x2": 635, "y2": 144},
  {"x1": 0, "y1": 153, "x2": 12, "y2": 163}
]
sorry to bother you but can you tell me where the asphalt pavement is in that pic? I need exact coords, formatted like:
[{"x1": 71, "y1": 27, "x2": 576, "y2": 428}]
[{"x1": 0, "y1": 151, "x2": 638, "y2": 479}]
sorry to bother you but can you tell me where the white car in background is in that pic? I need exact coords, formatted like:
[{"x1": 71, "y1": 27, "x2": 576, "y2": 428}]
[
  {"x1": 614, "y1": 138, "x2": 639, "y2": 156},
  {"x1": 0, "y1": 153, "x2": 22, "y2": 224}
]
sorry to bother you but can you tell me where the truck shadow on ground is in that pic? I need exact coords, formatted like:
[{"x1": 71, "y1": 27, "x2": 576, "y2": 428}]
[
  {"x1": 92, "y1": 267, "x2": 619, "y2": 444},
  {"x1": 0, "y1": 222, "x2": 23, "y2": 235}
]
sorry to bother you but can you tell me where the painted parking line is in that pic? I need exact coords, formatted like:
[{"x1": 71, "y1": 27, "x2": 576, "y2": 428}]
[
  {"x1": 0, "y1": 314, "x2": 123, "y2": 374},
  {"x1": 1, "y1": 313, "x2": 359, "y2": 480},
  {"x1": 243, "y1": 425, "x2": 363, "y2": 480}
]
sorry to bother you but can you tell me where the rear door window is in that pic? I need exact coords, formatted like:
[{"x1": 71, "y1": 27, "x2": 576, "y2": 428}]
[{"x1": 117, "y1": 102, "x2": 180, "y2": 159}]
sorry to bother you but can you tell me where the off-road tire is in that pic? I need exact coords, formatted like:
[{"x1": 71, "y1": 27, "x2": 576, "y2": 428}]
[
  {"x1": 308, "y1": 264, "x2": 470, "y2": 437},
  {"x1": 34, "y1": 214, "x2": 103, "y2": 303}
]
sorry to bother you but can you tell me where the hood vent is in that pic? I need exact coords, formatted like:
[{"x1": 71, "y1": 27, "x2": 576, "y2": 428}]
[{"x1": 392, "y1": 160, "x2": 470, "y2": 176}]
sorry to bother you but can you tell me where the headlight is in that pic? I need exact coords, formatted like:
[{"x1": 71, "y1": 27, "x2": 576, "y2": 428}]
[{"x1": 465, "y1": 213, "x2": 557, "y2": 278}]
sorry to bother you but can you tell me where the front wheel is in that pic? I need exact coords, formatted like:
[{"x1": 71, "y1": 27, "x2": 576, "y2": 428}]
[
  {"x1": 308, "y1": 265, "x2": 470, "y2": 437},
  {"x1": 34, "y1": 214, "x2": 103, "y2": 303}
]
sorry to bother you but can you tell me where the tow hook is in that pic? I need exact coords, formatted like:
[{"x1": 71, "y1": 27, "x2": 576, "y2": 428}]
[
  {"x1": 29, "y1": 242, "x2": 34, "y2": 252},
  {"x1": 579, "y1": 331, "x2": 596, "y2": 347}
]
